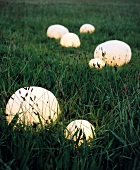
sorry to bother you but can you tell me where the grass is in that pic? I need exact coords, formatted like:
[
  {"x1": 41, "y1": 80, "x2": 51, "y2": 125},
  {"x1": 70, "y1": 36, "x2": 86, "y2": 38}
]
[{"x1": 0, "y1": 0, "x2": 140, "y2": 169}]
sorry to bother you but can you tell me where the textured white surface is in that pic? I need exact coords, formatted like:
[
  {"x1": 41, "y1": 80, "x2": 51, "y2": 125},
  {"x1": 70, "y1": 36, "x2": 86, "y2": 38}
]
[
  {"x1": 5, "y1": 86, "x2": 60, "y2": 125},
  {"x1": 65, "y1": 119, "x2": 96, "y2": 146},
  {"x1": 47, "y1": 24, "x2": 69, "y2": 39},
  {"x1": 60, "y1": 33, "x2": 81, "y2": 48},
  {"x1": 94, "y1": 40, "x2": 132, "y2": 66},
  {"x1": 89, "y1": 58, "x2": 105, "y2": 68},
  {"x1": 80, "y1": 24, "x2": 95, "y2": 33}
]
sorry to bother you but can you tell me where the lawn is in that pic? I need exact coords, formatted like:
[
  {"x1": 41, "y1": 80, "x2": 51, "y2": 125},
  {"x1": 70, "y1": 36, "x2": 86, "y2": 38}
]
[{"x1": 0, "y1": 0, "x2": 140, "y2": 169}]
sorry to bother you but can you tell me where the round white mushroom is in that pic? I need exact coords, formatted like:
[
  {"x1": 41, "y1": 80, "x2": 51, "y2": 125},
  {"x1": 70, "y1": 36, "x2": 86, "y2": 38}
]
[
  {"x1": 65, "y1": 119, "x2": 96, "y2": 146},
  {"x1": 80, "y1": 24, "x2": 95, "y2": 34},
  {"x1": 5, "y1": 86, "x2": 60, "y2": 125},
  {"x1": 47, "y1": 24, "x2": 69, "y2": 39},
  {"x1": 60, "y1": 33, "x2": 81, "y2": 48},
  {"x1": 89, "y1": 58, "x2": 105, "y2": 69},
  {"x1": 94, "y1": 40, "x2": 132, "y2": 66}
]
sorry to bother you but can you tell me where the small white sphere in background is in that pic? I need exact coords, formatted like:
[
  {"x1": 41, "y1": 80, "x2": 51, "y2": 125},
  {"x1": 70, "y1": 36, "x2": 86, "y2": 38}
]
[
  {"x1": 89, "y1": 58, "x2": 105, "y2": 69},
  {"x1": 80, "y1": 24, "x2": 95, "y2": 34},
  {"x1": 60, "y1": 33, "x2": 81, "y2": 48},
  {"x1": 94, "y1": 40, "x2": 132, "y2": 66},
  {"x1": 5, "y1": 86, "x2": 60, "y2": 126},
  {"x1": 65, "y1": 119, "x2": 96, "y2": 146},
  {"x1": 47, "y1": 24, "x2": 69, "y2": 39}
]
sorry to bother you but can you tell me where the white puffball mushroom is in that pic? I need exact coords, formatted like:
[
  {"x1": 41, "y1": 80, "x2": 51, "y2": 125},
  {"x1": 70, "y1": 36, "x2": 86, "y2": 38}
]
[
  {"x1": 47, "y1": 24, "x2": 69, "y2": 39},
  {"x1": 5, "y1": 86, "x2": 60, "y2": 125},
  {"x1": 60, "y1": 33, "x2": 81, "y2": 48},
  {"x1": 89, "y1": 58, "x2": 105, "y2": 69},
  {"x1": 65, "y1": 119, "x2": 96, "y2": 146},
  {"x1": 80, "y1": 24, "x2": 95, "y2": 34},
  {"x1": 94, "y1": 40, "x2": 132, "y2": 66}
]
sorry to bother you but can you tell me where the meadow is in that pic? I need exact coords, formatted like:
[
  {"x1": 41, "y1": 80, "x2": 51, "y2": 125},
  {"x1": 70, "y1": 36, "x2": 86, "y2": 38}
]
[{"x1": 0, "y1": 0, "x2": 140, "y2": 169}]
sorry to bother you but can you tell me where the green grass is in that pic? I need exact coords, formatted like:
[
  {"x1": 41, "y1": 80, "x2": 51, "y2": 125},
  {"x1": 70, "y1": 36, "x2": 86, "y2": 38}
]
[{"x1": 0, "y1": 0, "x2": 140, "y2": 169}]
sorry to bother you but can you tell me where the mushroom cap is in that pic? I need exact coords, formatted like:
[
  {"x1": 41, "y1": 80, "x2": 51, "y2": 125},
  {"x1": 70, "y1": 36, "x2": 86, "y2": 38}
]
[
  {"x1": 89, "y1": 58, "x2": 105, "y2": 69},
  {"x1": 80, "y1": 24, "x2": 95, "y2": 33},
  {"x1": 5, "y1": 86, "x2": 60, "y2": 125},
  {"x1": 47, "y1": 24, "x2": 69, "y2": 39},
  {"x1": 65, "y1": 119, "x2": 96, "y2": 146},
  {"x1": 60, "y1": 33, "x2": 81, "y2": 48},
  {"x1": 94, "y1": 40, "x2": 132, "y2": 66}
]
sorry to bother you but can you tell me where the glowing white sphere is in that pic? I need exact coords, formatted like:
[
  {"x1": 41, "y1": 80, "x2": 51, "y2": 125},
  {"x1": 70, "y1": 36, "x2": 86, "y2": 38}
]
[
  {"x1": 94, "y1": 40, "x2": 132, "y2": 66},
  {"x1": 80, "y1": 24, "x2": 95, "y2": 34},
  {"x1": 60, "y1": 33, "x2": 81, "y2": 48},
  {"x1": 5, "y1": 86, "x2": 60, "y2": 125},
  {"x1": 47, "y1": 24, "x2": 69, "y2": 39},
  {"x1": 65, "y1": 119, "x2": 96, "y2": 146},
  {"x1": 89, "y1": 58, "x2": 105, "y2": 69}
]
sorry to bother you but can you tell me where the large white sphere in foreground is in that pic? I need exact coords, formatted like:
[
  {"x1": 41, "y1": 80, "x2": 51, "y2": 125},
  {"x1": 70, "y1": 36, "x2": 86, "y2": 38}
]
[
  {"x1": 5, "y1": 86, "x2": 60, "y2": 125},
  {"x1": 80, "y1": 24, "x2": 95, "y2": 34},
  {"x1": 89, "y1": 58, "x2": 105, "y2": 69},
  {"x1": 60, "y1": 33, "x2": 81, "y2": 48},
  {"x1": 47, "y1": 24, "x2": 69, "y2": 39},
  {"x1": 65, "y1": 119, "x2": 96, "y2": 146},
  {"x1": 94, "y1": 40, "x2": 132, "y2": 66}
]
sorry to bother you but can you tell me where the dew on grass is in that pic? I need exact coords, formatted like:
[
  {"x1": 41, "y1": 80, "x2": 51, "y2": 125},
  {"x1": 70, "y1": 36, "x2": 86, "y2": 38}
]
[{"x1": 5, "y1": 86, "x2": 61, "y2": 126}]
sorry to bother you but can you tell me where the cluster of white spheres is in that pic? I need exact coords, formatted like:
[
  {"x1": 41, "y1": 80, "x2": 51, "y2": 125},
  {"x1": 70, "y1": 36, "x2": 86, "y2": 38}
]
[
  {"x1": 5, "y1": 87, "x2": 97, "y2": 146},
  {"x1": 47, "y1": 25, "x2": 132, "y2": 67},
  {"x1": 5, "y1": 86, "x2": 60, "y2": 125},
  {"x1": 3, "y1": 22, "x2": 133, "y2": 150},
  {"x1": 47, "y1": 23, "x2": 96, "y2": 48},
  {"x1": 46, "y1": 24, "x2": 69, "y2": 39},
  {"x1": 65, "y1": 119, "x2": 96, "y2": 146},
  {"x1": 94, "y1": 40, "x2": 132, "y2": 66},
  {"x1": 89, "y1": 58, "x2": 105, "y2": 69},
  {"x1": 60, "y1": 33, "x2": 81, "y2": 48},
  {"x1": 80, "y1": 24, "x2": 95, "y2": 34}
]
